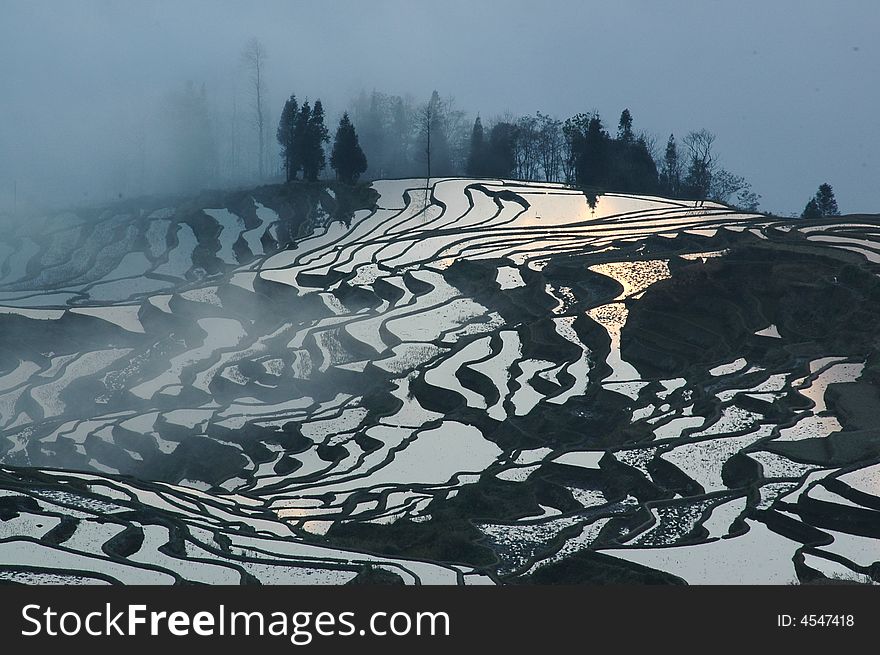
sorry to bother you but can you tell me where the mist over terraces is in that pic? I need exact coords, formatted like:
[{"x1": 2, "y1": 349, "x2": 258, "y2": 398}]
[
  {"x1": 2, "y1": 2, "x2": 879, "y2": 589},
  {"x1": 1, "y1": 176, "x2": 879, "y2": 585}
]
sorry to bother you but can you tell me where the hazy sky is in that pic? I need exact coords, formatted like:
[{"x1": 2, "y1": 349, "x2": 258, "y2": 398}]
[{"x1": 1, "y1": 0, "x2": 878, "y2": 214}]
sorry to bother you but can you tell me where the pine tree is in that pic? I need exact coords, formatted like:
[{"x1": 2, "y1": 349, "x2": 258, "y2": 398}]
[
  {"x1": 300, "y1": 100, "x2": 330, "y2": 182},
  {"x1": 302, "y1": 99, "x2": 329, "y2": 182},
  {"x1": 802, "y1": 183, "x2": 840, "y2": 218},
  {"x1": 617, "y1": 108, "x2": 634, "y2": 143},
  {"x1": 277, "y1": 94, "x2": 299, "y2": 182},
  {"x1": 661, "y1": 134, "x2": 680, "y2": 196},
  {"x1": 628, "y1": 137, "x2": 659, "y2": 193},
  {"x1": 466, "y1": 116, "x2": 485, "y2": 177},
  {"x1": 292, "y1": 100, "x2": 311, "y2": 180},
  {"x1": 802, "y1": 198, "x2": 821, "y2": 219},
  {"x1": 815, "y1": 183, "x2": 839, "y2": 216},
  {"x1": 330, "y1": 112, "x2": 368, "y2": 184},
  {"x1": 575, "y1": 113, "x2": 609, "y2": 188}
]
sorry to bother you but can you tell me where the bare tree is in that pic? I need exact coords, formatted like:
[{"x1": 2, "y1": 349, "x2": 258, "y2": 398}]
[
  {"x1": 241, "y1": 37, "x2": 267, "y2": 179},
  {"x1": 682, "y1": 129, "x2": 716, "y2": 199},
  {"x1": 416, "y1": 91, "x2": 454, "y2": 179},
  {"x1": 418, "y1": 104, "x2": 432, "y2": 178},
  {"x1": 514, "y1": 115, "x2": 540, "y2": 180},
  {"x1": 417, "y1": 102, "x2": 433, "y2": 209},
  {"x1": 561, "y1": 113, "x2": 589, "y2": 185},
  {"x1": 441, "y1": 94, "x2": 468, "y2": 174},
  {"x1": 536, "y1": 112, "x2": 563, "y2": 182}
]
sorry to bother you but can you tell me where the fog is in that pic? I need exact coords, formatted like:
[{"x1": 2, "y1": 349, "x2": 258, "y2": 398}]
[{"x1": 1, "y1": 0, "x2": 878, "y2": 216}]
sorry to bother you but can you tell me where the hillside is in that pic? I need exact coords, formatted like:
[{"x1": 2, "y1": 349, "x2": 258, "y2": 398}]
[{"x1": 0, "y1": 178, "x2": 878, "y2": 585}]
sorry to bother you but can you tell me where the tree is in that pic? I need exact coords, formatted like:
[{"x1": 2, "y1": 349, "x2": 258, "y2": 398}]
[
  {"x1": 660, "y1": 134, "x2": 681, "y2": 196},
  {"x1": 561, "y1": 113, "x2": 589, "y2": 184},
  {"x1": 682, "y1": 129, "x2": 717, "y2": 199},
  {"x1": 536, "y1": 112, "x2": 563, "y2": 182},
  {"x1": 735, "y1": 187, "x2": 761, "y2": 212},
  {"x1": 602, "y1": 109, "x2": 658, "y2": 193},
  {"x1": 514, "y1": 114, "x2": 541, "y2": 180},
  {"x1": 277, "y1": 95, "x2": 299, "y2": 182},
  {"x1": 241, "y1": 38, "x2": 268, "y2": 179},
  {"x1": 709, "y1": 169, "x2": 747, "y2": 204},
  {"x1": 293, "y1": 100, "x2": 311, "y2": 178},
  {"x1": 417, "y1": 91, "x2": 453, "y2": 179},
  {"x1": 617, "y1": 108, "x2": 634, "y2": 143},
  {"x1": 802, "y1": 198, "x2": 821, "y2": 219},
  {"x1": 623, "y1": 136, "x2": 659, "y2": 193},
  {"x1": 466, "y1": 116, "x2": 486, "y2": 177},
  {"x1": 707, "y1": 169, "x2": 760, "y2": 210},
  {"x1": 802, "y1": 183, "x2": 839, "y2": 218},
  {"x1": 815, "y1": 183, "x2": 840, "y2": 216},
  {"x1": 330, "y1": 113, "x2": 368, "y2": 184},
  {"x1": 302, "y1": 99, "x2": 329, "y2": 181},
  {"x1": 417, "y1": 102, "x2": 433, "y2": 181},
  {"x1": 484, "y1": 122, "x2": 518, "y2": 178},
  {"x1": 574, "y1": 113, "x2": 610, "y2": 188}
]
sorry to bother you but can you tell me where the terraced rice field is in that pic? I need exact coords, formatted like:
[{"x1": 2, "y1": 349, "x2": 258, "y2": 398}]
[{"x1": 1, "y1": 178, "x2": 879, "y2": 585}]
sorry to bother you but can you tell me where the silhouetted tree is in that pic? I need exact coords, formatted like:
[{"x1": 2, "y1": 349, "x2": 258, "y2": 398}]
[
  {"x1": 602, "y1": 110, "x2": 658, "y2": 192},
  {"x1": 709, "y1": 169, "x2": 748, "y2": 204},
  {"x1": 484, "y1": 122, "x2": 518, "y2": 177},
  {"x1": 293, "y1": 100, "x2": 311, "y2": 178},
  {"x1": 277, "y1": 94, "x2": 299, "y2": 182},
  {"x1": 302, "y1": 99, "x2": 329, "y2": 181},
  {"x1": 418, "y1": 103, "x2": 433, "y2": 181},
  {"x1": 561, "y1": 113, "x2": 589, "y2": 184},
  {"x1": 620, "y1": 136, "x2": 659, "y2": 193},
  {"x1": 330, "y1": 112, "x2": 367, "y2": 184},
  {"x1": 335, "y1": 86, "x2": 760, "y2": 197},
  {"x1": 536, "y1": 112, "x2": 563, "y2": 182},
  {"x1": 735, "y1": 187, "x2": 761, "y2": 211},
  {"x1": 682, "y1": 129, "x2": 716, "y2": 199},
  {"x1": 802, "y1": 183, "x2": 839, "y2": 217},
  {"x1": 802, "y1": 198, "x2": 821, "y2": 219},
  {"x1": 514, "y1": 114, "x2": 541, "y2": 180},
  {"x1": 466, "y1": 116, "x2": 486, "y2": 177},
  {"x1": 575, "y1": 113, "x2": 610, "y2": 188},
  {"x1": 707, "y1": 169, "x2": 759, "y2": 210},
  {"x1": 815, "y1": 183, "x2": 839, "y2": 216},
  {"x1": 617, "y1": 108, "x2": 634, "y2": 143},
  {"x1": 660, "y1": 134, "x2": 681, "y2": 196}
]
